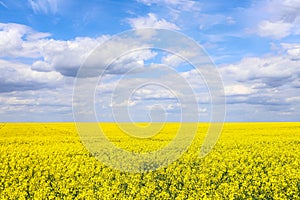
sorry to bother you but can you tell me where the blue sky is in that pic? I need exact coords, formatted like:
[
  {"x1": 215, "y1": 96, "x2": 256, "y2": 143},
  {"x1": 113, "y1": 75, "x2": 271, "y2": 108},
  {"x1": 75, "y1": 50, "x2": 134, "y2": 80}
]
[{"x1": 0, "y1": 0, "x2": 300, "y2": 122}]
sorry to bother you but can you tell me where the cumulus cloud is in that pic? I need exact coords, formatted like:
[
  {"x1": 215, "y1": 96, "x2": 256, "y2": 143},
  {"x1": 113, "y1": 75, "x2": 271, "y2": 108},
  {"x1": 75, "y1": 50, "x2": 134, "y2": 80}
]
[
  {"x1": 0, "y1": 23, "x2": 158, "y2": 77},
  {"x1": 40, "y1": 36, "x2": 109, "y2": 76},
  {"x1": 224, "y1": 85, "x2": 254, "y2": 96},
  {"x1": 90, "y1": 60, "x2": 214, "y2": 122},
  {"x1": 0, "y1": 86, "x2": 73, "y2": 121},
  {"x1": 258, "y1": 20, "x2": 293, "y2": 39},
  {"x1": 1, "y1": 22, "x2": 210, "y2": 121},
  {"x1": 0, "y1": 59, "x2": 63, "y2": 93},
  {"x1": 220, "y1": 43, "x2": 300, "y2": 110},
  {"x1": 2, "y1": 18, "x2": 299, "y2": 122},
  {"x1": 106, "y1": 50, "x2": 157, "y2": 74},
  {"x1": 0, "y1": 23, "x2": 51, "y2": 58},
  {"x1": 0, "y1": 23, "x2": 95, "y2": 76},
  {"x1": 219, "y1": 43, "x2": 300, "y2": 121},
  {"x1": 161, "y1": 50, "x2": 199, "y2": 67},
  {"x1": 281, "y1": 43, "x2": 300, "y2": 59},
  {"x1": 128, "y1": 13, "x2": 180, "y2": 30},
  {"x1": 248, "y1": 0, "x2": 300, "y2": 39},
  {"x1": 31, "y1": 60, "x2": 53, "y2": 72}
]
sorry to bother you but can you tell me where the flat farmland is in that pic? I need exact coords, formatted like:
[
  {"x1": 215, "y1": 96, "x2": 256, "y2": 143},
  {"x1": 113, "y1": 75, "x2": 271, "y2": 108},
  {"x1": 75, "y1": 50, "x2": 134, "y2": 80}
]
[{"x1": 0, "y1": 123, "x2": 299, "y2": 199}]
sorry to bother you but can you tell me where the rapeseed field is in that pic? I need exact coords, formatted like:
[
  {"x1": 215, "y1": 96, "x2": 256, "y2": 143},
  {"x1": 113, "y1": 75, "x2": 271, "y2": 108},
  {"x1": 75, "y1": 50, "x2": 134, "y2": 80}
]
[{"x1": 0, "y1": 122, "x2": 299, "y2": 199}]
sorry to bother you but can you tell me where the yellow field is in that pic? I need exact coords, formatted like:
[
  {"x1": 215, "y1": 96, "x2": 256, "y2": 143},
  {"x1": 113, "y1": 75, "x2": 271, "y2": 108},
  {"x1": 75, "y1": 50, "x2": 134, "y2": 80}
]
[{"x1": 0, "y1": 122, "x2": 299, "y2": 199}]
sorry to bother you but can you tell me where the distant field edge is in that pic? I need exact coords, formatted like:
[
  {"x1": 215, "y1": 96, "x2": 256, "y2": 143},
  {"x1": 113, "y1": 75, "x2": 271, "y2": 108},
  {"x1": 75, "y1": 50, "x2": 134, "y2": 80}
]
[{"x1": 0, "y1": 121, "x2": 299, "y2": 124}]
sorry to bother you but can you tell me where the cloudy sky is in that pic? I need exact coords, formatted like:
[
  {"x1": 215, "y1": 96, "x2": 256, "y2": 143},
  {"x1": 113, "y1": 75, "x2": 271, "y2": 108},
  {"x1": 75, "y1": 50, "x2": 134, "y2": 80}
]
[{"x1": 0, "y1": 0, "x2": 299, "y2": 122}]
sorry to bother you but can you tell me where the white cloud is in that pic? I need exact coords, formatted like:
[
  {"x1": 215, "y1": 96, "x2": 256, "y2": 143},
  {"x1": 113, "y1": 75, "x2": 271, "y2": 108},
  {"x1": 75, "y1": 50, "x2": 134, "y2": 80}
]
[
  {"x1": 225, "y1": 85, "x2": 254, "y2": 96},
  {"x1": 258, "y1": 20, "x2": 293, "y2": 39},
  {"x1": 132, "y1": 85, "x2": 177, "y2": 101},
  {"x1": 161, "y1": 50, "x2": 198, "y2": 67},
  {"x1": 90, "y1": 62, "x2": 214, "y2": 122},
  {"x1": 0, "y1": 23, "x2": 50, "y2": 58},
  {"x1": 0, "y1": 86, "x2": 74, "y2": 121},
  {"x1": 219, "y1": 43, "x2": 300, "y2": 115},
  {"x1": 26, "y1": 32, "x2": 51, "y2": 41},
  {"x1": 0, "y1": 21, "x2": 182, "y2": 124},
  {"x1": 128, "y1": 13, "x2": 180, "y2": 30},
  {"x1": 41, "y1": 36, "x2": 109, "y2": 76},
  {"x1": 2, "y1": 17, "x2": 299, "y2": 122},
  {"x1": 109, "y1": 100, "x2": 137, "y2": 108},
  {"x1": 31, "y1": 61, "x2": 52, "y2": 72},
  {"x1": 0, "y1": 23, "x2": 29, "y2": 57},
  {"x1": 280, "y1": 43, "x2": 300, "y2": 58},
  {"x1": 248, "y1": 0, "x2": 300, "y2": 39},
  {"x1": 0, "y1": 59, "x2": 63, "y2": 93},
  {"x1": 1, "y1": 23, "x2": 152, "y2": 77},
  {"x1": 220, "y1": 55, "x2": 300, "y2": 86},
  {"x1": 286, "y1": 96, "x2": 300, "y2": 103},
  {"x1": 107, "y1": 49, "x2": 157, "y2": 74}
]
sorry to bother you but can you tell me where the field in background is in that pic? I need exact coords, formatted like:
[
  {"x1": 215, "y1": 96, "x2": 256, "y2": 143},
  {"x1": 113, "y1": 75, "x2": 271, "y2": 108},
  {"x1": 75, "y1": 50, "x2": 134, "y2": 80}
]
[{"x1": 0, "y1": 122, "x2": 299, "y2": 199}]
